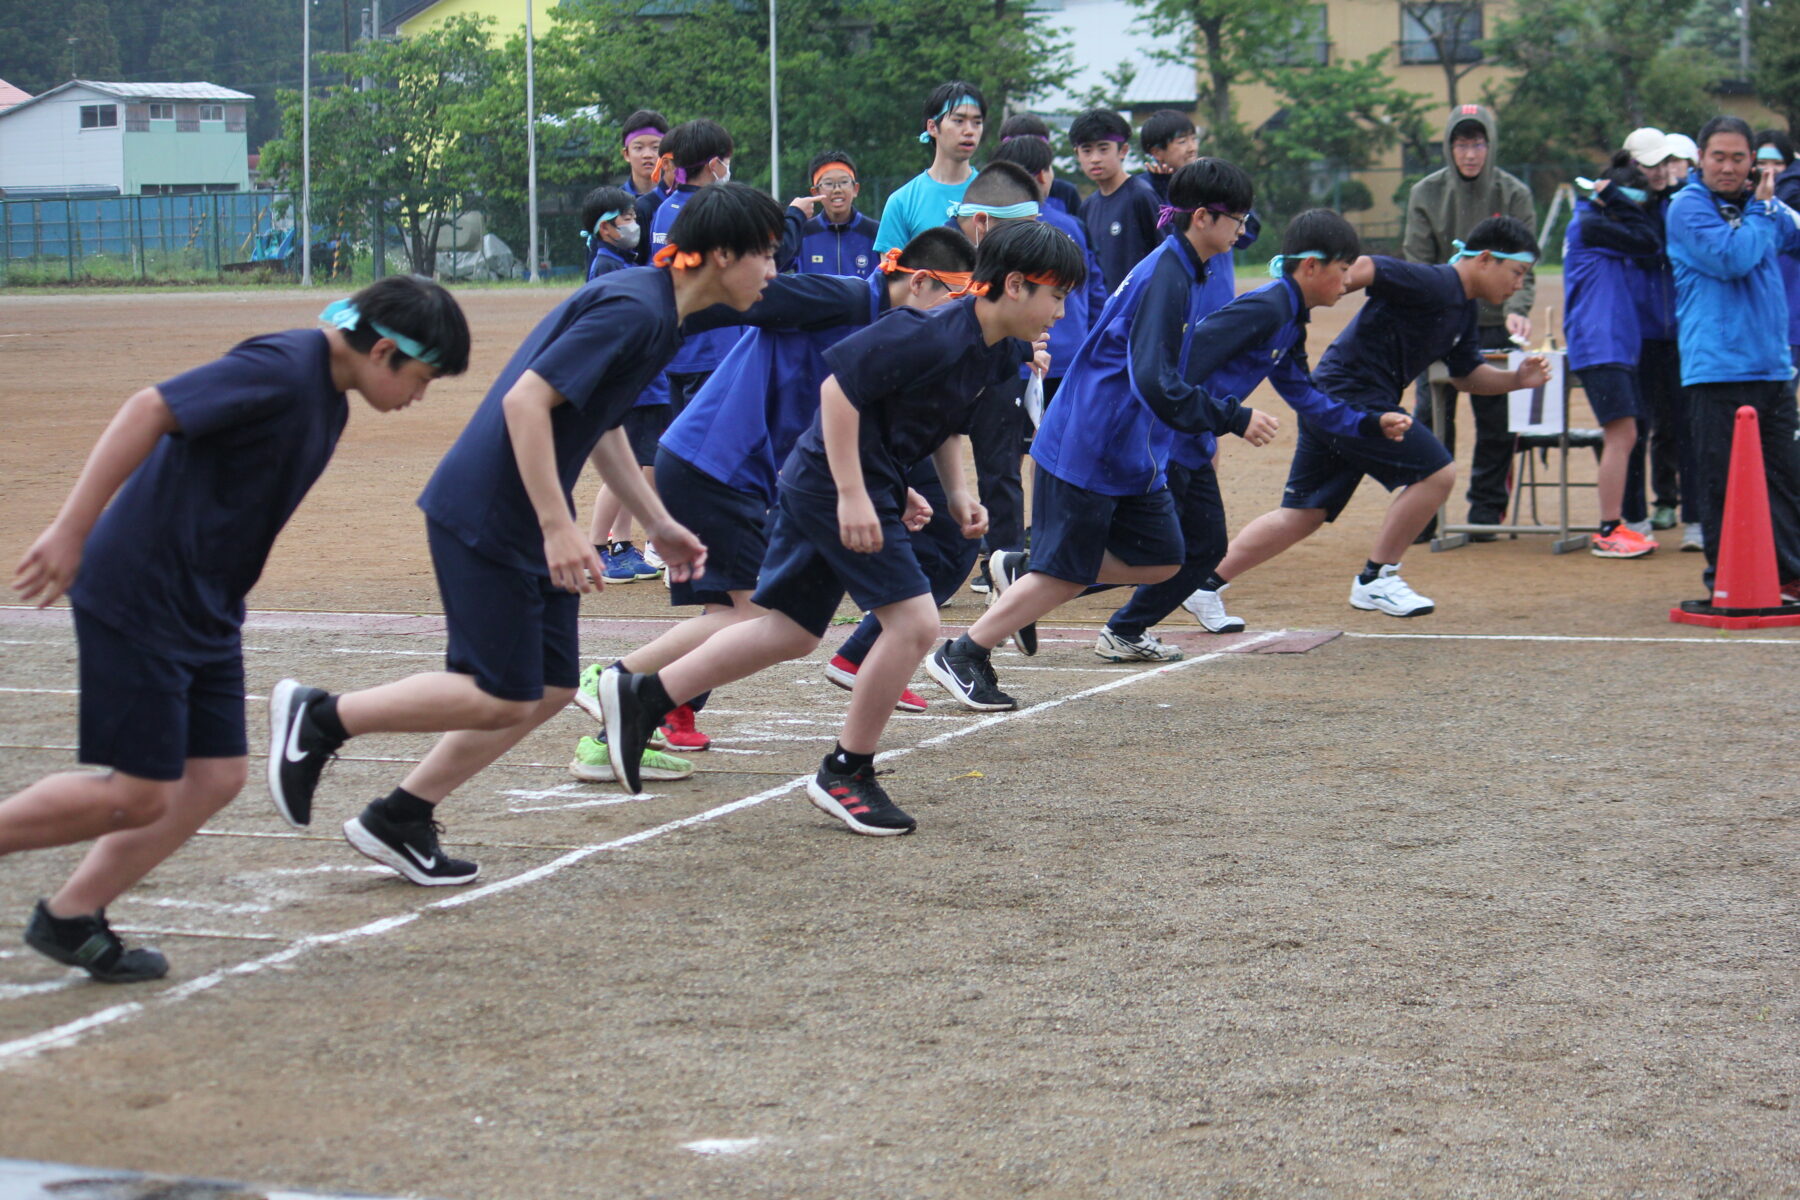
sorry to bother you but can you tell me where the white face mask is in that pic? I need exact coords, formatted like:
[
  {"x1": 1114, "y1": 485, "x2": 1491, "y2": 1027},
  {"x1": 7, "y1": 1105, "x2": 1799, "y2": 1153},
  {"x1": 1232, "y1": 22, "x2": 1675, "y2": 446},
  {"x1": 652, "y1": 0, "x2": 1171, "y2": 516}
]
[
  {"x1": 612, "y1": 222, "x2": 641, "y2": 252},
  {"x1": 714, "y1": 158, "x2": 731, "y2": 185}
]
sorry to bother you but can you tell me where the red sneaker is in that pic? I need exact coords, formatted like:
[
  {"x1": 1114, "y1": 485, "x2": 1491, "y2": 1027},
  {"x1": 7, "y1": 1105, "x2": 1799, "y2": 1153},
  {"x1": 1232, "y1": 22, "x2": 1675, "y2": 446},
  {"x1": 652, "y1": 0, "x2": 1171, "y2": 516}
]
[
  {"x1": 822, "y1": 654, "x2": 928, "y2": 713},
  {"x1": 1591, "y1": 526, "x2": 1657, "y2": 559},
  {"x1": 658, "y1": 704, "x2": 711, "y2": 752}
]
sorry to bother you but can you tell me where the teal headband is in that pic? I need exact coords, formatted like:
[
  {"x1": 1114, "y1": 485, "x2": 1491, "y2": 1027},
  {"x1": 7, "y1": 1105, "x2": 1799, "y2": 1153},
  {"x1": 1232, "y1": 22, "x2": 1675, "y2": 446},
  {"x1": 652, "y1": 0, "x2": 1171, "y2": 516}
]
[
  {"x1": 920, "y1": 94, "x2": 982, "y2": 143},
  {"x1": 1267, "y1": 251, "x2": 1326, "y2": 277},
  {"x1": 1448, "y1": 238, "x2": 1536, "y2": 265},
  {"x1": 580, "y1": 210, "x2": 622, "y2": 245},
  {"x1": 947, "y1": 200, "x2": 1040, "y2": 220},
  {"x1": 1757, "y1": 145, "x2": 1785, "y2": 162},
  {"x1": 1618, "y1": 186, "x2": 1649, "y2": 203},
  {"x1": 319, "y1": 298, "x2": 441, "y2": 366}
]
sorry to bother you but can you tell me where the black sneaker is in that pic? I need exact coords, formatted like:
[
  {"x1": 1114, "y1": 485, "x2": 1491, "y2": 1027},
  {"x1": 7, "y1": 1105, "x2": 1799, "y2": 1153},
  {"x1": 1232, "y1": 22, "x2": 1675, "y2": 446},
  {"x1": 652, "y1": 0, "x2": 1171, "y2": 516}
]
[
  {"x1": 598, "y1": 670, "x2": 665, "y2": 794},
  {"x1": 926, "y1": 640, "x2": 1017, "y2": 711},
  {"x1": 24, "y1": 901, "x2": 168, "y2": 983},
  {"x1": 343, "y1": 802, "x2": 479, "y2": 886},
  {"x1": 267, "y1": 679, "x2": 344, "y2": 827},
  {"x1": 806, "y1": 761, "x2": 916, "y2": 836},
  {"x1": 988, "y1": 549, "x2": 1037, "y2": 656},
  {"x1": 969, "y1": 557, "x2": 992, "y2": 594}
]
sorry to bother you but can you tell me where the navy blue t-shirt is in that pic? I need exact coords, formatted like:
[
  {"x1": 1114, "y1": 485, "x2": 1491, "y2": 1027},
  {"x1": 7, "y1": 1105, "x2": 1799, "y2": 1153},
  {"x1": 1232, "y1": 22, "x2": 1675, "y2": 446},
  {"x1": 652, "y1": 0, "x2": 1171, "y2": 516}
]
[
  {"x1": 784, "y1": 297, "x2": 1031, "y2": 508},
  {"x1": 1313, "y1": 257, "x2": 1485, "y2": 412},
  {"x1": 71, "y1": 330, "x2": 349, "y2": 660},
  {"x1": 1081, "y1": 174, "x2": 1163, "y2": 293}
]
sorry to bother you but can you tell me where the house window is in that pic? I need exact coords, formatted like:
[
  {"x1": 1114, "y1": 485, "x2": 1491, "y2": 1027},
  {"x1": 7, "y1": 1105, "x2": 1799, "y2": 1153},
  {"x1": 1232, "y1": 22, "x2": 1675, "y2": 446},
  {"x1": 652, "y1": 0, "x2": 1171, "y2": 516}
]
[
  {"x1": 1400, "y1": 3, "x2": 1483, "y2": 65},
  {"x1": 1271, "y1": 5, "x2": 1330, "y2": 66},
  {"x1": 79, "y1": 104, "x2": 118, "y2": 130},
  {"x1": 149, "y1": 103, "x2": 175, "y2": 120},
  {"x1": 199, "y1": 104, "x2": 223, "y2": 122}
]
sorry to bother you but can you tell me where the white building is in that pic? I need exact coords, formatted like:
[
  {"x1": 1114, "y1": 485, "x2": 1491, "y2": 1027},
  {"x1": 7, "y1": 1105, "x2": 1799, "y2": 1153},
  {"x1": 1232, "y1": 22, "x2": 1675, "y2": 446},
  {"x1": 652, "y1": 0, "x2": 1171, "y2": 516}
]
[{"x1": 0, "y1": 81, "x2": 253, "y2": 196}]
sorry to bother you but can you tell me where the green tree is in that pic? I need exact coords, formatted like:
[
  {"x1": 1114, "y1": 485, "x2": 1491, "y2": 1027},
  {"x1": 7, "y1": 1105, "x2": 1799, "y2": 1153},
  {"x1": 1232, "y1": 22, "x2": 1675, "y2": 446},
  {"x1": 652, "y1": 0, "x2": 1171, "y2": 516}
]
[
  {"x1": 1125, "y1": 0, "x2": 1310, "y2": 148},
  {"x1": 259, "y1": 16, "x2": 501, "y2": 274},
  {"x1": 1397, "y1": 0, "x2": 1485, "y2": 107},
  {"x1": 1753, "y1": 0, "x2": 1800, "y2": 129}
]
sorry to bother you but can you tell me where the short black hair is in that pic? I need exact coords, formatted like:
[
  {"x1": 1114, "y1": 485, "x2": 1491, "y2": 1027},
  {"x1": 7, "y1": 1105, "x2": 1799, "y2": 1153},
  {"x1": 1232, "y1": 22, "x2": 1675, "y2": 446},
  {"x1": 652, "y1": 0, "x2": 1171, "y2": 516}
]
[
  {"x1": 1140, "y1": 109, "x2": 1196, "y2": 153},
  {"x1": 962, "y1": 159, "x2": 1040, "y2": 209},
  {"x1": 807, "y1": 149, "x2": 859, "y2": 181},
  {"x1": 1602, "y1": 150, "x2": 1650, "y2": 192},
  {"x1": 998, "y1": 113, "x2": 1052, "y2": 141},
  {"x1": 580, "y1": 185, "x2": 635, "y2": 235},
  {"x1": 1463, "y1": 215, "x2": 1537, "y2": 258},
  {"x1": 1450, "y1": 118, "x2": 1487, "y2": 143},
  {"x1": 1698, "y1": 115, "x2": 1754, "y2": 153},
  {"x1": 897, "y1": 226, "x2": 976, "y2": 275},
  {"x1": 666, "y1": 181, "x2": 784, "y2": 258},
  {"x1": 970, "y1": 219, "x2": 1087, "y2": 295},
  {"x1": 620, "y1": 110, "x2": 668, "y2": 144},
  {"x1": 1756, "y1": 129, "x2": 1794, "y2": 165},
  {"x1": 1278, "y1": 208, "x2": 1360, "y2": 270},
  {"x1": 1070, "y1": 108, "x2": 1131, "y2": 148},
  {"x1": 343, "y1": 275, "x2": 471, "y2": 377},
  {"x1": 923, "y1": 81, "x2": 988, "y2": 135},
  {"x1": 989, "y1": 135, "x2": 1053, "y2": 180},
  {"x1": 1166, "y1": 157, "x2": 1254, "y2": 231},
  {"x1": 663, "y1": 119, "x2": 734, "y2": 178}
]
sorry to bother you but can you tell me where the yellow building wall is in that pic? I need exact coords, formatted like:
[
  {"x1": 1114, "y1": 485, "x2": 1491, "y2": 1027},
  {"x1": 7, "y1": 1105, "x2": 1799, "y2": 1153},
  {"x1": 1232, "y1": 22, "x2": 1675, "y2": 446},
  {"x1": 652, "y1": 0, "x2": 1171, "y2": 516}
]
[{"x1": 397, "y1": 0, "x2": 562, "y2": 38}]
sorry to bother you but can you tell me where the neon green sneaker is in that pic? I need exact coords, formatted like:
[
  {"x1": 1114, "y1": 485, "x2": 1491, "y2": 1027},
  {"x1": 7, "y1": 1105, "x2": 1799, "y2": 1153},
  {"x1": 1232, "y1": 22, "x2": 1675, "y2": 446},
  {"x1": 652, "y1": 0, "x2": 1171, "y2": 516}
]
[
  {"x1": 572, "y1": 664, "x2": 669, "y2": 749},
  {"x1": 569, "y1": 735, "x2": 693, "y2": 783}
]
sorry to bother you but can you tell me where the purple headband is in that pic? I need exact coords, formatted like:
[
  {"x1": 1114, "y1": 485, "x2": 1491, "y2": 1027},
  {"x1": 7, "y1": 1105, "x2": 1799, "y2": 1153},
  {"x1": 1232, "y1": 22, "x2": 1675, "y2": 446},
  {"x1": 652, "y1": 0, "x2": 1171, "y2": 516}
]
[
  {"x1": 622, "y1": 125, "x2": 662, "y2": 147},
  {"x1": 1156, "y1": 202, "x2": 1232, "y2": 230},
  {"x1": 1001, "y1": 133, "x2": 1053, "y2": 144}
]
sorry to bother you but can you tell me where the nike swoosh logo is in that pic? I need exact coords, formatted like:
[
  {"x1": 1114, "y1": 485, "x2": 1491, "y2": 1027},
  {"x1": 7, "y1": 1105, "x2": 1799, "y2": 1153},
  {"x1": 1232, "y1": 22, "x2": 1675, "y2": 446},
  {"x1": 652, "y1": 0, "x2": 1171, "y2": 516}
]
[
  {"x1": 403, "y1": 844, "x2": 437, "y2": 870},
  {"x1": 283, "y1": 708, "x2": 311, "y2": 763}
]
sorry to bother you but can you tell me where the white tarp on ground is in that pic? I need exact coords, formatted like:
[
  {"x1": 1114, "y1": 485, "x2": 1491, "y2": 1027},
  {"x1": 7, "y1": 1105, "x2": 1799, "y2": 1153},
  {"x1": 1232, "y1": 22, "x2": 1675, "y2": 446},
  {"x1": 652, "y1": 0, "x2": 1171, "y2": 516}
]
[{"x1": 436, "y1": 232, "x2": 519, "y2": 282}]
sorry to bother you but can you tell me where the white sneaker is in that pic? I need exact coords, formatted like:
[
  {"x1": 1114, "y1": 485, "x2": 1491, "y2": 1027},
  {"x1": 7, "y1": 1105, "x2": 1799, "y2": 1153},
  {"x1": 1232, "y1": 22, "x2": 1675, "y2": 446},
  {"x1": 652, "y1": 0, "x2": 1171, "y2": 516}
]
[
  {"x1": 1624, "y1": 518, "x2": 1654, "y2": 536},
  {"x1": 1348, "y1": 564, "x2": 1435, "y2": 617},
  {"x1": 641, "y1": 542, "x2": 665, "y2": 570},
  {"x1": 1094, "y1": 628, "x2": 1184, "y2": 662},
  {"x1": 1180, "y1": 583, "x2": 1247, "y2": 633},
  {"x1": 1681, "y1": 523, "x2": 1704, "y2": 552}
]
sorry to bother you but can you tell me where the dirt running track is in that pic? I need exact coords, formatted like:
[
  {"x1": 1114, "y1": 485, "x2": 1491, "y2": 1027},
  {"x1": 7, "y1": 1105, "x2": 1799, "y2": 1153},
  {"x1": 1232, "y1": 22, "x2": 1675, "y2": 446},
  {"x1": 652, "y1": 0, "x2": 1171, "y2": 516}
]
[{"x1": 0, "y1": 287, "x2": 1794, "y2": 1200}]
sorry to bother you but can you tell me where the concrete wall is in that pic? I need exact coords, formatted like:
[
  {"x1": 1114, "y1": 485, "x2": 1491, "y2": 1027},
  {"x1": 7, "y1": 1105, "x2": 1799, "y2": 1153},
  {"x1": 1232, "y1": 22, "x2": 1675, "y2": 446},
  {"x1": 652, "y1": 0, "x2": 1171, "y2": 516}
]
[{"x1": 0, "y1": 85, "x2": 125, "y2": 192}]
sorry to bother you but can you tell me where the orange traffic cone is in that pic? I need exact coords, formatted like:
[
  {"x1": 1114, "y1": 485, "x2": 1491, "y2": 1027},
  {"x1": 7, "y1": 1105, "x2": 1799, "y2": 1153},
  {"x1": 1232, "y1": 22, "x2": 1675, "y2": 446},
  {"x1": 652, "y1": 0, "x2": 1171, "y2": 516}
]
[{"x1": 1670, "y1": 405, "x2": 1800, "y2": 629}]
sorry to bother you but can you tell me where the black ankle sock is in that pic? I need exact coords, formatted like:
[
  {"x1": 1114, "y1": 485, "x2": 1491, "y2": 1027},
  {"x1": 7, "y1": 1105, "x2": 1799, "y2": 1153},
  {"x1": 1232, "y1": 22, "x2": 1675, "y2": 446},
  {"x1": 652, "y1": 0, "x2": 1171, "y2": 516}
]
[
  {"x1": 1600, "y1": 519, "x2": 1621, "y2": 536},
  {"x1": 311, "y1": 694, "x2": 349, "y2": 743},
  {"x1": 1202, "y1": 571, "x2": 1227, "y2": 591},
  {"x1": 608, "y1": 540, "x2": 631, "y2": 556},
  {"x1": 379, "y1": 787, "x2": 435, "y2": 823},
  {"x1": 1358, "y1": 560, "x2": 1388, "y2": 585},
  {"x1": 950, "y1": 633, "x2": 989, "y2": 658},
  {"x1": 636, "y1": 672, "x2": 676, "y2": 722},
  {"x1": 594, "y1": 543, "x2": 609, "y2": 560},
  {"x1": 825, "y1": 743, "x2": 875, "y2": 775}
]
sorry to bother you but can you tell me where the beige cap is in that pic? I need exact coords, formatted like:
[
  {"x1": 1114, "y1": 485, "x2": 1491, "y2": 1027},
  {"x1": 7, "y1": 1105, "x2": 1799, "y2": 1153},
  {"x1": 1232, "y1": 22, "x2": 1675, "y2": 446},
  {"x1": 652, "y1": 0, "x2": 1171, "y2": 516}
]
[
  {"x1": 1623, "y1": 127, "x2": 1671, "y2": 166},
  {"x1": 1664, "y1": 132, "x2": 1699, "y2": 162}
]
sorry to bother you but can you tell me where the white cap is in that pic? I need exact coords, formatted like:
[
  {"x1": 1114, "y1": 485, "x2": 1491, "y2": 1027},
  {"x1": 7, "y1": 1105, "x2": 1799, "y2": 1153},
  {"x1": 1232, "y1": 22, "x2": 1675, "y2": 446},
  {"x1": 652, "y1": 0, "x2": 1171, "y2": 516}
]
[
  {"x1": 1622, "y1": 127, "x2": 1671, "y2": 167},
  {"x1": 1664, "y1": 132, "x2": 1699, "y2": 162}
]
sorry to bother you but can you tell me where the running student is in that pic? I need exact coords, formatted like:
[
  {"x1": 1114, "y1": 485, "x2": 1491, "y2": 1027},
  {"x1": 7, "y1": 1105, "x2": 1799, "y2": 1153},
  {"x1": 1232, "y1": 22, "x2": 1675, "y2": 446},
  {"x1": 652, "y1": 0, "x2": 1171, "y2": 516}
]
[
  {"x1": 1096, "y1": 210, "x2": 1413, "y2": 656},
  {"x1": 579, "y1": 185, "x2": 640, "y2": 281},
  {"x1": 928, "y1": 159, "x2": 1270, "y2": 711},
  {"x1": 566, "y1": 227, "x2": 979, "y2": 783},
  {"x1": 1190, "y1": 216, "x2": 1549, "y2": 621},
  {"x1": 599, "y1": 222, "x2": 1081, "y2": 837},
  {"x1": 874, "y1": 81, "x2": 986, "y2": 253},
  {"x1": 1139, "y1": 109, "x2": 1198, "y2": 201},
  {"x1": 1563, "y1": 153, "x2": 1663, "y2": 559},
  {"x1": 619, "y1": 108, "x2": 669, "y2": 198},
  {"x1": 997, "y1": 112, "x2": 1083, "y2": 218},
  {"x1": 266, "y1": 185, "x2": 852, "y2": 885},
  {"x1": 2, "y1": 277, "x2": 469, "y2": 980},
  {"x1": 1074, "y1": 107, "x2": 1162, "y2": 291},
  {"x1": 788, "y1": 149, "x2": 879, "y2": 276}
]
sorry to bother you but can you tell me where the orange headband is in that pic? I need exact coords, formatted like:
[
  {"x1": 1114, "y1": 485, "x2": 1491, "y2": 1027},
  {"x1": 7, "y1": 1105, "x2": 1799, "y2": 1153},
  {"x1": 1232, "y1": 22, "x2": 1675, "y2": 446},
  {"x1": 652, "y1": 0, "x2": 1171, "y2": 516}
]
[
  {"x1": 811, "y1": 161, "x2": 856, "y2": 187},
  {"x1": 653, "y1": 244, "x2": 704, "y2": 270},
  {"x1": 651, "y1": 153, "x2": 673, "y2": 185},
  {"x1": 945, "y1": 271, "x2": 1069, "y2": 299},
  {"x1": 877, "y1": 246, "x2": 974, "y2": 294}
]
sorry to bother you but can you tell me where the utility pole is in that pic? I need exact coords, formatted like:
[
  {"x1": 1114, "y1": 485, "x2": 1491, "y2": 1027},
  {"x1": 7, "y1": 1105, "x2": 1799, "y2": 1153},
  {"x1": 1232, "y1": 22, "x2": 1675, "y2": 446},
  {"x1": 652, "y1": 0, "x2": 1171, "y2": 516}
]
[
  {"x1": 525, "y1": 0, "x2": 539, "y2": 282},
  {"x1": 768, "y1": 0, "x2": 779, "y2": 197},
  {"x1": 363, "y1": 4, "x2": 384, "y2": 280},
  {"x1": 302, "y1": 0, "x2": 312, "y2": 287}
]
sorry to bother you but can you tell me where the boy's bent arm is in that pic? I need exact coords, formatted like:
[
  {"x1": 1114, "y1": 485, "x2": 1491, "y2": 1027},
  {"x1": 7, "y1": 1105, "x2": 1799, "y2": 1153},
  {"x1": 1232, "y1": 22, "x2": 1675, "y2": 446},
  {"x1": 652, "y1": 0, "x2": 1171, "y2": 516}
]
[
  {"x1": 820, "y1": 376, "x2": 881, "y2": 553},
  {"x1": 15, "y1": 386, "x2": 177, "y2": 607},
  {"x1": 501, "y1": 369, "x2": 603, "y2": 594}
]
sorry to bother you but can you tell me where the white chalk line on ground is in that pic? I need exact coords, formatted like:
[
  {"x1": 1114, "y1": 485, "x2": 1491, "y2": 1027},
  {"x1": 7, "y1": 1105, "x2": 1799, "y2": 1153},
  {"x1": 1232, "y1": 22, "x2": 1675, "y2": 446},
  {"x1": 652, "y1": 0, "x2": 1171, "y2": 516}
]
[
  {"x1": 1345, "y1": 631, "x2": 1800, "y2": 646},
  {"x1": 0, "y1": 630, "x2": 1280, "y2": 1066}
]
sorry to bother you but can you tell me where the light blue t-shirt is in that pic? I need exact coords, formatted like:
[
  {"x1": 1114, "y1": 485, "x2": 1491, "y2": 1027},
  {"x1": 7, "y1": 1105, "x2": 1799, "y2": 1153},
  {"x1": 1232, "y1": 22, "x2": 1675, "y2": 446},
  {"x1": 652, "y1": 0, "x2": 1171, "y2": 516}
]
[{"x1": 873, "y1": 168, "x2": 979, "y2": 254}]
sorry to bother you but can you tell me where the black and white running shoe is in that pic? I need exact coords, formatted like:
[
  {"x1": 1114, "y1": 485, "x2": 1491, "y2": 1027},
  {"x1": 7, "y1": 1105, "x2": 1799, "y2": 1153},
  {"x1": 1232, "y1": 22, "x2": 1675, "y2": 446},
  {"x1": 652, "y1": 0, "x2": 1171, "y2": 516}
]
[
  {"x1": 805, "y1": 760, "x2": 916, "y2": 836},
  {"x1": 267, "y1": 679, "x2": 343, "y2": 828},
  {"x1": 598, "y1": 670, "x2": 665, "y2": 794},
  {"x1": 988, "y1": 549, "x2": 1037, "y2": 655},
  {"x1": 926, "y1": 639, "x2": 1017, "y2": 711},
  {"x1": 343, "y1": 802, "x2": 479, "y2": 886}
]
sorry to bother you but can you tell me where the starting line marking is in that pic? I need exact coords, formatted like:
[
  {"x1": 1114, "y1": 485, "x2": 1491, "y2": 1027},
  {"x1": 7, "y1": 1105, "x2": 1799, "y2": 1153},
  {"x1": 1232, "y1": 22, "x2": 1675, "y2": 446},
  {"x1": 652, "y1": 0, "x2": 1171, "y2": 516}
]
[
  {"x1": 1344, "y1": 631, "x2": 1800, "y2": 646},
  {"x1": 0, "y1": 631, "x2": 1282, "y2": 1067}
]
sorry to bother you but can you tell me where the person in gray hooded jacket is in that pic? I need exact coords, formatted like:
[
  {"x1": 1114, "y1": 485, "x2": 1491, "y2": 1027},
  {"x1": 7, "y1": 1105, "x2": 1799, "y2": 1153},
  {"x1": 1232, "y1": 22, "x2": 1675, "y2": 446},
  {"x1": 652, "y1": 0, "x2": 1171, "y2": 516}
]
[{"x1": 1403, "y1": 103, "x2": 1537, "y2": 536}]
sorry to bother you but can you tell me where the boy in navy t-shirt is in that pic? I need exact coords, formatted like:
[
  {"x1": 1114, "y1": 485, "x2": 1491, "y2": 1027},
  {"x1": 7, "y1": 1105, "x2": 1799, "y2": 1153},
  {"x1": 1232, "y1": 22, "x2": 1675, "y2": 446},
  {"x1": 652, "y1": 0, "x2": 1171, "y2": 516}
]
[
  {"x1": 1139, "y1": 109, "x2": 1199, "y2": 202},
  {"x1": 3, "y1": 277, "x2": 470, "y2": 980},
  {"x1": 267, "y1": 185, "x2": 847, "y2": 885},
  {"x1": 599, "y1": 222, "x2": 1085, "y2": 837},
  {"x1": 1074, "y1": 108, "x2": 1163, "y2": 292},
  {"x1": 1193, "y1": 216, "x2": 1549, "y2": 620}
]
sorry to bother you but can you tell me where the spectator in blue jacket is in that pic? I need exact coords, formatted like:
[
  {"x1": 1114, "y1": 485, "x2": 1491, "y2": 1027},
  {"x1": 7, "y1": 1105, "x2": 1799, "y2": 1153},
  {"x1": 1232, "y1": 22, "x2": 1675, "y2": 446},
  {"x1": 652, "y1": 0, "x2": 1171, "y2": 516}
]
[
  {"x1": 1665, "y1": 116, "x2": 1800, "y2": 595},
  {"x1": 1564, "y1": 153, "x2": 1664, "y2": 558},
  {"x1": 791, "y1": 150, "x2": 879, "y2": 277}
]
